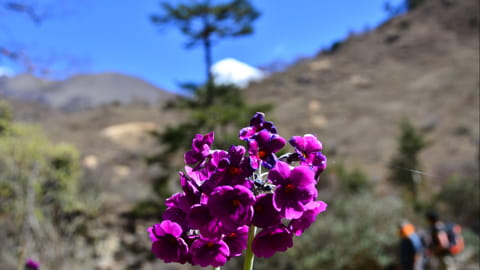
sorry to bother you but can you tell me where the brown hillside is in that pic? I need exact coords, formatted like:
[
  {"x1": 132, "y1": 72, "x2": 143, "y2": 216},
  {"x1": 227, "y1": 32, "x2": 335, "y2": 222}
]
[{"x1": 244, "y1": 0, "x2": 479, "y2": 182}]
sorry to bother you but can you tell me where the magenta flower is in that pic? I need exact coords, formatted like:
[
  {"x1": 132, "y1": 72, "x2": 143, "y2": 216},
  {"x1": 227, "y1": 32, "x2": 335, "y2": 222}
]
[
  {"x1": 149, "y1": 220, "x2": 189, "y2": 264},
  {"x1": 207, "y1": 185, "x2": 255, "y2": 233},
  {"x1": 190, "y1": 238, "x2": 230, "y2": 267},
  {"x1": 290, "y1": 134, "x2": 322, "y2": 159},
  {"x1": 252, "y1": 225, "x2": 293, "y2": 258},
  {"x1": 289, "y1": 201, "x2": 328, "y2": 236},
  {"x1": 269, "y1": 161, "x2": 317, "y2": 219},
  {"x1": 248, "y1": 130, "x2": 286, "y2": 169},
  {"x1": 223, "y1": 226, "x2": 249, "y2": 257},
  {"x1": 184, "y1": 132, "x2": 214, "y2": 165},
  {"x1": 149, "y1": 112, "x2": 328, "y2": 268},
  {"x1": 187, "y1": 204, "x2": 222, "y2": 239},
  {"x1": 239, "y1": 112, "x2": 277, "y2": 140},
  {"x1": 312, "y1": 152, "x2": 327, "y2": 179},
  {"x1": 202, "y1": 145, "x2": 254, "y2": 194},
  {"x1": 162, "y1": 206, "x2": 188, "y2": 231},
  {"x1": 25, "y1": 259, "x2": 40, "y2": 270},
  {"x1": 289, "y1": 134, "x2": 327, "y2": 179},
  {"x1": 252, "y1": 193, "x2": 282, "y2": 228},
  {"x1": 217, "y1": 145, "x2": 254, "y2": 186},
  {"x1": 162, "y1": 181, "x2": 200, "y2": 231}
]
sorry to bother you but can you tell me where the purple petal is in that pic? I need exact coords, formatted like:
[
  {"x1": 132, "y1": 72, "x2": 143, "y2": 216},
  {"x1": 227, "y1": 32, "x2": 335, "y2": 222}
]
[
  {"x1": 190, "y1": 238, "x2": 230, "y2": 267},
  {"x1": 269, "y1": 134, "x2": 286, "y2": 153},
  {"x1": 250, "y1": 112, "x2": 265, "y2": 126},
  {"x1": 151, "y1": 235, "x2": 188, "y2": 264},
  {"x1": 274, "y1": 182, "x2": 316, "y2": 219},
  {"x1": 187, "y1": 204, "x2": 222, "y2": 239},
  {"x1": 268, "y1": 161, "x2": 291, "y2": 185},
  {"x1": 290, "y1": 166, "x2": 316, "y2": 187},
  {"x1": 207, "y1": 185, "x2": 255, "y2": 231},
  {"x1": 303, "y1": 134, "x2": 322, "y2": 152},
  {"x1": 159, "y1": 220, "x2": 183, "y2": 238},
  {"x1": 162, "y1": 207, "x2": 187, "y2": 231},
  {"x1": 184, "y1": 150, "x2": 201, "y2": 165},
  {"x1": 223, "y1": 226, "x2": 249, "y2": 257},
  {"x1": 187, "y1": 204, "x2": 212, "y2": 229},
  {"x1": 239, "y1": 127, "x2": 255, "y2": 140},
  {"x1": 278, "y1": 199, "x2": 305, "y2": 219},
  {"x1": 252, "y1": 193, "x2": 282, "y2": 228},
  {"x1": 252, "y1": 225, "x2": 293, "y2": 258},
  {"x1": 290, "y1": 201, "x2": 327, "y2": 236}
]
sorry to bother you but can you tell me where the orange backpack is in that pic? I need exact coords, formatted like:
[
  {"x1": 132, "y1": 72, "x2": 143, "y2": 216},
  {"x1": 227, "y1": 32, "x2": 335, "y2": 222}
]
[{"x1": 444, "y1": 223, "x2": 464, "y2": 255}]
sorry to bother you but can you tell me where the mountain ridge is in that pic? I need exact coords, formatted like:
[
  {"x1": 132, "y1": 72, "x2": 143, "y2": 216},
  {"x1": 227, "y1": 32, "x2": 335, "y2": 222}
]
[{"x1": 0, "y1": 72, "x2": 176, "y2": 111}]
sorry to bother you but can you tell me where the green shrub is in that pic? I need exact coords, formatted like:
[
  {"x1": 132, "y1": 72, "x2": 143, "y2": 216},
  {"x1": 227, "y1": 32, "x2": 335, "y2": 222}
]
[
  {"x1": 0, "y1": 110, "x2": 88, "y2": 269},
  {"x1": 0, "y1": 100, "x2": 12, "y2": 135},
  {"x1": 435, "y1": 175, "x2": 480, "y2": 232},
  {"x1": 253, "y1": 192, "x2": 406, "y2": 270},
  {"x1": 388, "y1": 119, "x2": 427, "y2": 205},
  {"x1": 334, "y1": 163, "x2": 372, "y2": 194}
]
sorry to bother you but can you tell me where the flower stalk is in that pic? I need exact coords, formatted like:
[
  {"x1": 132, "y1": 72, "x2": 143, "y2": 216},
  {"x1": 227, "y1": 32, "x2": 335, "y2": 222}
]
[{"x1": 243, "y1": 225, "x2": 257, "y2": 270}]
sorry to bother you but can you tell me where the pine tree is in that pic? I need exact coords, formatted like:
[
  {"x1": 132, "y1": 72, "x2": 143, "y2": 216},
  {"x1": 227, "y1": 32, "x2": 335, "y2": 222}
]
[
  {"x1": 151, "y1": 0, "x2": 260, "y2": 104},
  {"x1": 388, "y1": 119, "x2": 427, "y2": 205}
]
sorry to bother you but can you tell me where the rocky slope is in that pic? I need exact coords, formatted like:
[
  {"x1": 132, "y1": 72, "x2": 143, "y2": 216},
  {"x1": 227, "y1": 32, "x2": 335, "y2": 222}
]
[{"x1": 244, "y1": 0, "x2": 479, "y2": 183}]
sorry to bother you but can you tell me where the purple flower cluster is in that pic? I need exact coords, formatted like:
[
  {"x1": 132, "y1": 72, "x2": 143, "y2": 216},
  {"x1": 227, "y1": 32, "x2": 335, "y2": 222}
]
[{"x1": 149, "y1": 112, "x2": 327, "y2": 267}]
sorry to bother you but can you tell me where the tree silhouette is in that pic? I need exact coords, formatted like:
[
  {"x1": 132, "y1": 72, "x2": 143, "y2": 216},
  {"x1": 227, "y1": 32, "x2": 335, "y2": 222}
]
[
  {"x1": 388, "y1": 119, "x2": 427, "y2": 206},
  {"x1": 151, "y1": 0, "x2": 260, "y2": 104}
]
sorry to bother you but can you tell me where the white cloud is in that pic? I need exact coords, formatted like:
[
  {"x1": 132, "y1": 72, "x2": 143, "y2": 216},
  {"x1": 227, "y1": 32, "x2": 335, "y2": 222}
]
[
  {"x1": 211, "y1": 58, "x2": 266, "y2": 88},
  {"x1": 0, "y1": 66, "x2": 14, "y2": 77}
]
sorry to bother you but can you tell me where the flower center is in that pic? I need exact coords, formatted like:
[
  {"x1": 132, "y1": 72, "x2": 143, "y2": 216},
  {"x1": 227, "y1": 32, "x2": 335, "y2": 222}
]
[
  {"x1": 167, "y1": 235, "x2": 177, "y2": 245},
  {"x1": 206, "y1": 242, "x2": 215, "y2": 248},
  {"x1": 228, "y1": 166, "x2": 241, "y2": 175},
  {"x1": 254, "y1": 205, "x2": 264, "y2": 213},
  {"x1": 228, "y1": 232, "x2": 237, "y2": 238},
  {"x1": 258, "y1": 150, "x2": 267, "y2": 159},
  {"x1": 232, "y1": 199, "x2": 241, "y2": 207},
  {"x1": 284, "y1": 184, "x2": 295, "y2": 193}
]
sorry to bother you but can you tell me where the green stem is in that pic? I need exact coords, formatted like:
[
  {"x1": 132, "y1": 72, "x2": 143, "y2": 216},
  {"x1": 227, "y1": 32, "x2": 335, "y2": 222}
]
[
  {"x1": 243, "y1": 225, "x2": 257, "y2": 270},
  {"x1": 213, "y1": 267, "x2": 220, "y2": 270}
]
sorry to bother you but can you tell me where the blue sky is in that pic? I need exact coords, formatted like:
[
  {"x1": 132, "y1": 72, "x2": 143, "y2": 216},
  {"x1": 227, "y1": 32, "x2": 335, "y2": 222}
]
[{"x1": 1, "y1": 0, "x2": 403, "y2": 93}]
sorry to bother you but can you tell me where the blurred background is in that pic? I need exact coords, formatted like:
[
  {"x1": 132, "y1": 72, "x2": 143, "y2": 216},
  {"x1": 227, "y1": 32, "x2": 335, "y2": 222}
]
[{"x1": 0, "y1": 0, "x2": 478, "y2": 269}]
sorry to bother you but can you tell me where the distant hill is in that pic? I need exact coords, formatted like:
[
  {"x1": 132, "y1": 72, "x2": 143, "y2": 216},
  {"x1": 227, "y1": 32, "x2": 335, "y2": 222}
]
[
  {"x1": 0, "y1": 72, "x2": 176, "y2": 111},
  {"x1": 244, "y1": 0, "x2": 479, "y2": 181}
]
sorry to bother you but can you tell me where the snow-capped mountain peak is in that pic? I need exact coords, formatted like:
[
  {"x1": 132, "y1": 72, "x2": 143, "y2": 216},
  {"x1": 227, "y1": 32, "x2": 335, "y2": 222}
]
[{"x1": 211, "y1": 58, "x2": 266, "y2": 88}]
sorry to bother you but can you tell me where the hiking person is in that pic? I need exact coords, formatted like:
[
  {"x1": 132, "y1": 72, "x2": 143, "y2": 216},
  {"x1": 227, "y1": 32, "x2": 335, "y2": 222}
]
[
  {"x1": 425, "y1": 210, "x2": 463, "y2": 270},
  {"x1": 399, "y1": 221, "x2": 425, "y2": 270}
]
